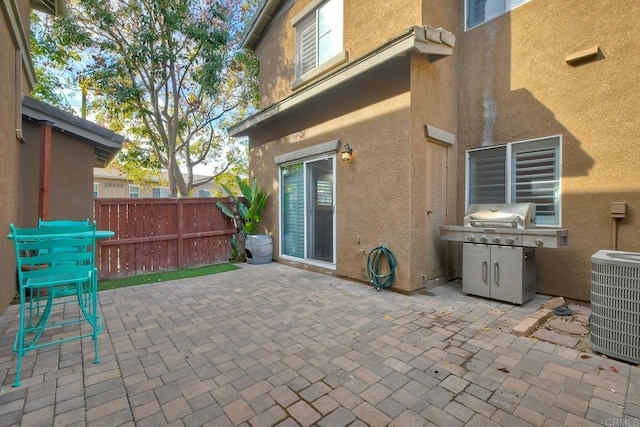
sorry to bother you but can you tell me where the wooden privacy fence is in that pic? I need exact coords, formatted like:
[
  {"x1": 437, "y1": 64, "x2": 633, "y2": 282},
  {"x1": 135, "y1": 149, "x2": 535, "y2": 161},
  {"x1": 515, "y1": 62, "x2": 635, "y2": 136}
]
[{"x1": 94, "y1": 198, "x2": 236, "y2": 279}]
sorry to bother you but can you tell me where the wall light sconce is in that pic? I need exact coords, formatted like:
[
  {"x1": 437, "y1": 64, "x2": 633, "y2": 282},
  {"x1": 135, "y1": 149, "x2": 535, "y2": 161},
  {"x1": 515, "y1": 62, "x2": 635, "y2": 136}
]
[{"x1": 341, "y1": 143, "x2": 353, "y2": 162}]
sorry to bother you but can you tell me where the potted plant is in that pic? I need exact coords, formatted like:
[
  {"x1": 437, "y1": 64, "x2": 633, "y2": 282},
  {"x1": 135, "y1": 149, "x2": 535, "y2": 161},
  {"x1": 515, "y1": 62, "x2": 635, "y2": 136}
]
[{"x1": 216, "y1": 176, "x2": 271, "y2": 264}]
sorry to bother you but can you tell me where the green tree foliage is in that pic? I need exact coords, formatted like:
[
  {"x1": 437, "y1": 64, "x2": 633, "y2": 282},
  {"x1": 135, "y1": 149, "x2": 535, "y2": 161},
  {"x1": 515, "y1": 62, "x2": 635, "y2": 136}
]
[
  {"x1": 30, "y1": 11, "x2": 81, "y2": 111},
  {"x1": 33, "y1": 0, "x2": 259, "y2": 196}
]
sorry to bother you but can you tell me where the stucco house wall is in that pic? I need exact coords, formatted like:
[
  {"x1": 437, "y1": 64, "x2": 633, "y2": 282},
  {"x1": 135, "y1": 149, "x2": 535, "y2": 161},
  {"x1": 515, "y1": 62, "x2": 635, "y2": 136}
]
[
  {"x1": 93, "y1": 168, "x2": 221, "y2": 198},
  {"x1": 250, "y1": 93, "x2": 415, "y2": 284},
  {"x1": 236, "y1": 0, "x2": 458, "y2": 294},
  {"x1": 236, "y1": 0, "x2": 639, "y2": 301},
  {"x1": 254, "y1": 0, "x2": 422, "y2": 107},
  {"x1": 456, "y1": 0, "x2": 640, "y2": 300},
  {"x1": 20, "y1": 121, "x2": 96, "y2": 223},
  {"x1": 0, "y1": 0, "x2": 30, "y2": 311}
]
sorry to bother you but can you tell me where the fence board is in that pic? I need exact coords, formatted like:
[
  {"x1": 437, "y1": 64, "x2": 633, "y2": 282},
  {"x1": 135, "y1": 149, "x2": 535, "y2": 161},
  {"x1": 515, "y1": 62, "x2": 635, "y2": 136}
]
[{"x1": 95, "y1": 198, "x2": 234, "y2": 279}]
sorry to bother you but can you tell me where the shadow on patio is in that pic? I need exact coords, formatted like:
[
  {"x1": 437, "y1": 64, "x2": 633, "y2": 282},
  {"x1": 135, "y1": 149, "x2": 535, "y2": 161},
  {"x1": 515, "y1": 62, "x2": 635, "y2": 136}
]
[{"x1": 0, "y1": 263, "x2": 637, "y2": 425}]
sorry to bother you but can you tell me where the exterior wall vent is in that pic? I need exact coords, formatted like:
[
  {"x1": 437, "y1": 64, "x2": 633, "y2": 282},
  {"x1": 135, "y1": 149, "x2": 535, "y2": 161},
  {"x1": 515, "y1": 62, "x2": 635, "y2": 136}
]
[{"x1": 591, "y1": 250, "x2": 640, "y2": 364}]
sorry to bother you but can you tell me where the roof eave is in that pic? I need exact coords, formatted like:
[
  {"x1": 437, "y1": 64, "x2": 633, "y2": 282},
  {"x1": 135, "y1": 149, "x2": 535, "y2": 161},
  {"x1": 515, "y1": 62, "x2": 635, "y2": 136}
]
[
  {"x1": 229, "y1": 26, "x2": 455, "y2": 138},
  {"x1": 30, "y1": 0, "x2": 65, "y2": 16},
  {"x1": 22, "y1": 96, "x2": 124, "y2": 168},
  {"x1": 242, "y1": 0, "x2": 282, "y2": 50}
]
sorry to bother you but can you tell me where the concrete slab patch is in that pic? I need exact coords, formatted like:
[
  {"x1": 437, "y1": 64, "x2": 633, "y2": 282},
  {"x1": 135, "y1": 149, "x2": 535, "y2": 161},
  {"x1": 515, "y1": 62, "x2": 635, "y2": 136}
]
[
  {"x1": 532, "y1": 329, "x2": 579, "y2": 348},
  {"x1": 548, "y1": 319, "x2": 589, "y2": 336}
]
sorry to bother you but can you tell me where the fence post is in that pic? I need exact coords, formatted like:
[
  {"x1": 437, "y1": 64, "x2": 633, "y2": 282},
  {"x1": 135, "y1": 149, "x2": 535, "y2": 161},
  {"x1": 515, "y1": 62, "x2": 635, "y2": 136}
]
[{"x1": 177, "y1": 198, "x2": 184, "y2": 269}]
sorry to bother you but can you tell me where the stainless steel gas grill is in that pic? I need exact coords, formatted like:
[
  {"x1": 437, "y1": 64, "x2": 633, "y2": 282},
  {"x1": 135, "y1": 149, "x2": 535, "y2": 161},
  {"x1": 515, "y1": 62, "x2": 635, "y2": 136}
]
[{"x1": 440, "y1": 203, "x2": 568, "y2": 304}]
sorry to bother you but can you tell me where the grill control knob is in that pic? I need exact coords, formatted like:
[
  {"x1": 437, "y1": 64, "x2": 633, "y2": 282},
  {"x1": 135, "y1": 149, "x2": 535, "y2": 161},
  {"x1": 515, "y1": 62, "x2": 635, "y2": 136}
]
[
  {"x1": 467, "y1": 235, "x2": 475, "y2": 242},
  {"x1": 492, "y1": 237, "x2": 500, "y2": 244},
  {"x1": 506, "y1": 237, "x2": 515, "y2": 245},
  {"x1": 480, "y1": 236, "x2": 488, "y2": 243}
]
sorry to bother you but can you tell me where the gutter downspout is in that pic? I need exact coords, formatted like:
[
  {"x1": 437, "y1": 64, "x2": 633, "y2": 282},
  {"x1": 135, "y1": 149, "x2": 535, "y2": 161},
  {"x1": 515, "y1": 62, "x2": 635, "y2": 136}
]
[
  {"x1": 38, "y1": 120, "x2": 54, "y2": 220},
  {"x1": 15, "y1": 50, "x2": 24, "y2": 142}
]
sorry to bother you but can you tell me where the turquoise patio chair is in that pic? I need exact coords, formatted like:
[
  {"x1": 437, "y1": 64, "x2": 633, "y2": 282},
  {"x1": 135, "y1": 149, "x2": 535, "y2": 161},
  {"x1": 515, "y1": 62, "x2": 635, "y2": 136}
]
[
  {"x1": 9, "y1": 223, "x2": 101, "y2": 387},
  {"x1": 29, "y1": 219, "x2": 92, "y2": 305}
]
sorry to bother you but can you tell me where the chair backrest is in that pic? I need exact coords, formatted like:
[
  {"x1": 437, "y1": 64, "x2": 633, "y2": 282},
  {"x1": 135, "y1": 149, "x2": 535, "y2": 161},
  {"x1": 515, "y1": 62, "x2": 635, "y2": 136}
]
[
  {"x1": 38, "y1": 219, "x2": 91, "y2": 228},
  {"x1": 10, "y1": 224, "x2": 97, "y2": 286}
]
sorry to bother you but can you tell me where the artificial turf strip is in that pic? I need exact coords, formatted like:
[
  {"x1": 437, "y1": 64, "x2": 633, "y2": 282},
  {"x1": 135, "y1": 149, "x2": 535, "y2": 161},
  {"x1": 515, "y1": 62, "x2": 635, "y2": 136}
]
[{"x1": 98, "y1": 263, "x2": 239, "y2": 291}]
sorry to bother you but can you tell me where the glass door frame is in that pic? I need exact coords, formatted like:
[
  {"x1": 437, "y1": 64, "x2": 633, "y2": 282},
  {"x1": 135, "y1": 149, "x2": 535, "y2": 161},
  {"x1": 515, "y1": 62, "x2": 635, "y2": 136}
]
[{"x1": 278, "y1": 153, "x2": 336, "y2": 269}]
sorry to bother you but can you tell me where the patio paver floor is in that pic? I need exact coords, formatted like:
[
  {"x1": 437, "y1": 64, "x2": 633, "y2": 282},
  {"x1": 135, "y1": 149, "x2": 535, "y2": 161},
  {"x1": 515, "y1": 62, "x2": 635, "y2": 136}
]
[{"x1": 0, "y1": 262, "x2": 638, "y2": 426}]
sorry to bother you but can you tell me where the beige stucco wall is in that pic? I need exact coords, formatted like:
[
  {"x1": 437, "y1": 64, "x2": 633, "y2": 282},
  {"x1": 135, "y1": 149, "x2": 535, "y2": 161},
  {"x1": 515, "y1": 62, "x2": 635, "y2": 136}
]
[
  {"x1": 94, "y1": 177, "x2": 219, "y2": 198},
  {"x1": 0, "y1": 2, "x2": 23, "y2": 312},
  {"x1": 457, "y1": 0, "x2": 640, "y2": 301},
  {"x1": 247, "y1": 0, "x2": 460, "y2": 294},
  {"x1": 250, "y1": 93, "x2": 415, "y2": 288},
  {"x1": 20, "y1": 122, "x2": 96, "y2": 222},
  {"x1": 254, "y1": 0, "x2": 422, "y2": 108}
]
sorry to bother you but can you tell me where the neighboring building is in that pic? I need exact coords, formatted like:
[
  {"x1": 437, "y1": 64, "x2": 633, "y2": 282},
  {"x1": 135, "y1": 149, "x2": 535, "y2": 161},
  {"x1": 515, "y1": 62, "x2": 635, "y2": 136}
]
[
  {"x1": 93, "y1": 168, "x2": 221, "y2": 198},
  {"x1": 0, "y1": 0, "x2": 123, "y2": 312},
  {"x1": 230, "y1": 0, "x2": 640, "y2": 301}
]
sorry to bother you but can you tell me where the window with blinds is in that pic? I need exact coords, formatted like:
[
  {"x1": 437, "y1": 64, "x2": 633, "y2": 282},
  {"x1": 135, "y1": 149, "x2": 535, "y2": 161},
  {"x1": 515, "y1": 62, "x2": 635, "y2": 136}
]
[
  {"x1": 512, "y1": 141, "x2": 559, "y2": 226},
  {"x1": 468, "y1": 146, "x2": 506, "y2": 204},
  {"x1": 282, "y1": 164, "x2": 305, "y2": 258},
  {"x1": 294, "y1": 0, "x2": 342, "y2": 78},
  {"x1": 296, "y1": 14, "x2": 317, "y2": 76},
  {"x1": 467, "y1": 136, "x2": 561, "y2": 226},
  {"x1": 280, "y1": 155, "x2": 335, "y2": 265},
  {"x1": 466, "y1": 0, "x2": 530, "y2": 30}
]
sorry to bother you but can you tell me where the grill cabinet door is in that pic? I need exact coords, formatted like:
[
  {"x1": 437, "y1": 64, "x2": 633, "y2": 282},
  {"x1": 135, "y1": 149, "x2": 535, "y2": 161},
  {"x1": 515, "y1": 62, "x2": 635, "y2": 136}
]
[
  {"x1": 490, "y1": 246, "x2": 524, "y2": 303},
  {"x1": 462, "y1": 243, "x2": 491, "y2": 298},
  {"x1": 463, "y1": 244, "x2": 536, "y2": 304}
]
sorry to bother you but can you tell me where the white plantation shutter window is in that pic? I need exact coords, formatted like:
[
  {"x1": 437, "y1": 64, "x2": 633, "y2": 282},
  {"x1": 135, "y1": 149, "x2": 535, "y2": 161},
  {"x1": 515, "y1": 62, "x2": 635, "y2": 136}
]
[
  {"x1": 512, "y1": 140, "x2": 560, "y2": 226},
  {"x1": 468, "y1": 146, "x2": 506, "y2": 205},
  {"x1": 294, "y1": 0, "x2": 343, "y2": 78},
  {"x1": 296, "y1": 14, "x2": 317, "y2": 77},
  {"x1": 467, "y1": 136, "x2": 561, "y2": 226}
]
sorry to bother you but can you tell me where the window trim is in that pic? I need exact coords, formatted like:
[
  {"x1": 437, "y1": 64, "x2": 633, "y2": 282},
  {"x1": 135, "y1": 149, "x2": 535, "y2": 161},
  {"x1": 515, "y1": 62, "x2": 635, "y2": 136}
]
[
  {"x1": 290, "y1": 50, "x2": 348, "y2": 90},
  {"x1": 278, "y1": 152, "x2": 337, "y2": 270},
  {"x1": 465, "y1": 135, "x2": 562, "y2": 227},
  {"x1": 292, "y1": 0, "x2": 343, "y2": 81},
  {"x1": 152, "y1": 187, "x2": 170, "y2": 198},
  {"x1": 129, "y1": 184, "x2": 140, "y2": 198}
]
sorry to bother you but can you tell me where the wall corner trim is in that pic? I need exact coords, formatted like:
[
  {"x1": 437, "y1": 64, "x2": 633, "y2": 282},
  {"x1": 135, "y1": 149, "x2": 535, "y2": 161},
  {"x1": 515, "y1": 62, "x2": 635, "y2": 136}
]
[
  {"x1": 424, "y1": 124, "x2": 455, "y2": 145},
  {"x1": 275, "y1": 140, "x2": 340, "y2": 164}
]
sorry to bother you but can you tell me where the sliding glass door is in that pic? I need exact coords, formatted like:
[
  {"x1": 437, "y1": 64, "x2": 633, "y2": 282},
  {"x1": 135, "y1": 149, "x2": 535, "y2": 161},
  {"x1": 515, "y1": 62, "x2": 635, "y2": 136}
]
[{"x1": 281, "y1": 156, "x2": 335, "y2": 266}]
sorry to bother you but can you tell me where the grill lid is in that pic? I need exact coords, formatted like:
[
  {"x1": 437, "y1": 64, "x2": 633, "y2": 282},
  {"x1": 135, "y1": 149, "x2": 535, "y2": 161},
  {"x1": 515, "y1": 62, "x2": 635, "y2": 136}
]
[{"x1": 464, "y1": 203, "x2": 536, "y2": 229}]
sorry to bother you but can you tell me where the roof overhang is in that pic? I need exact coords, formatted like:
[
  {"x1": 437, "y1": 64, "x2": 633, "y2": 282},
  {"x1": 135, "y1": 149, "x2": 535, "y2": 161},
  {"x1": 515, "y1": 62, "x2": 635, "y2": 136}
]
[
  {"x1": 229, "y1": 26, "x2": 455, "y2": 141},
  {"x1": 22, "y1": 96, "x2": 124, "y2": 167},
  {"x1": 242, "y1": 0, "x2": 281, "y2": 50},
  {"x1": 30, "y1": 0, "x2": 65, "y2": 15}
]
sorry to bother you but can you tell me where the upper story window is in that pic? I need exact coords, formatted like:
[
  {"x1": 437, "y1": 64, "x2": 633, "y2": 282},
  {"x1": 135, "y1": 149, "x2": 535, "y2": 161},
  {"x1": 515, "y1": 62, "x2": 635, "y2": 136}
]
[
  {"x1": 93, "y1": 183, "x2": 99, "y2": 198},
  {"x1": 152, "y1": 187, "x2": 170, "y2": 198},
  {"x1": 198, "y1": 189, "x2": 211, "y2": 197},
  {"x1": 293, "y1": 0, "x2": 343, "y2": 78},
  {"x1": 466, "y1": 0, "x2": 530, "y2": 29},
  {"x1": 129, "y1": 185, "x2": 140, "y2": 198},
  {"x1": 466, "y1": 136, "x2": 561, "y2": 226}
]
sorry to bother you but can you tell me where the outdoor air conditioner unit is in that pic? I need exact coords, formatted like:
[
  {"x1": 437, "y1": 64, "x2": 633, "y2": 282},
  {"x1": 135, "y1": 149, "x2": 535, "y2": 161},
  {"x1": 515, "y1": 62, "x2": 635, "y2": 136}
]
[{"x1": 591, "y1": 250, "x2": 640, "y2": 364}]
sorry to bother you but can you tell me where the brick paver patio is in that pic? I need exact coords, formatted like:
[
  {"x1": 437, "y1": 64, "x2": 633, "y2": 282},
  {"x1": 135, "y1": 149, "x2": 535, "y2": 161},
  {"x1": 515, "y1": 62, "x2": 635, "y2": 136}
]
[{"x1": 0, "y1": 263, "x2": 638, "y2": 426}]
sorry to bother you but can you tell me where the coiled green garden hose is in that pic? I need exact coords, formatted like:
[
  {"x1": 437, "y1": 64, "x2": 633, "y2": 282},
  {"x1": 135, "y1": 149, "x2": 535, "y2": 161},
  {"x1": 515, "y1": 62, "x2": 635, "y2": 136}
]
[{"x1": 367, "y1": 246, "x2": 397, "y2": 290}]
